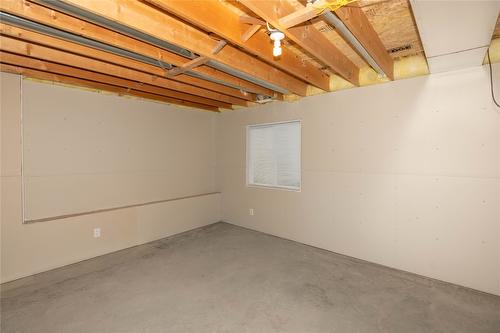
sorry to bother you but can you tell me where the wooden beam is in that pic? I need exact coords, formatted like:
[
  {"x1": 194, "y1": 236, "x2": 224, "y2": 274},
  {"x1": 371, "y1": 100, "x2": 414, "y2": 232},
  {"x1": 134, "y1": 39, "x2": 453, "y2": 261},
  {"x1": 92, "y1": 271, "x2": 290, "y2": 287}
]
[
  {"x1": 0, "y1": 23, "x2": 253, "y2": 102},
  {"x1": 166, "y1": 57, "x2": 209, "y2": 78},
  {"x1": 56, "y1": 0, "x2": 309, "y2": 96},
  {"x1": 335, "y1": 5, "x2": 394, "y2": 80},
  {"x1": 279, "y1": 1, "x2": 325, "y2": 29},
  {"x1": 0, "y1": 36, "x2": 248, "y2": 106},
  {"x1": 241, "y1": 24, "x2": 262, "y2": 43},
  {"x1": 144, "y1": 0, "x2": 330, "y2": 91},
  {"x1": 277, "y1": 0, "x2": 394, "y2": 79},
  {"x1": 238, "y1": 0, "x2": 360, "y2": 86},
  {"x1": 278, "y1": 0, "x2": 357, "y2": 29},
  {"x1": 0, "y1": 0, "x2": 279, "y2": 98},
  {"x1": 239, "y1": 15, "x2": 266, "y2": 26},
  {"x1": 0, "y1": 63, "x2": 219, "y2": 111},
  {"x1": 0, "y1": 51, "x2": 232, "y2": 109}
]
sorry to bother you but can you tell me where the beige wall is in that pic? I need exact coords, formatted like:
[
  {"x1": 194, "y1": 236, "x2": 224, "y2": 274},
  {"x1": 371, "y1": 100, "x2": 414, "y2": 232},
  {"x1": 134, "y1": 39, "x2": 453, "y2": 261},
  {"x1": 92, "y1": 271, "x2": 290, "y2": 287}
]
[
  {"x1": 1, "y1": 73, "x2": 221, "y2": 283},
  {"x1": 22, "y1": 80, "x2": 218, "y2": 220},
  {"x1": 217, "y1": 65, "x2": 500, "y2": 295},
  {"x1": 2, "y1": 65, "x2": 500, "y2": 295}
]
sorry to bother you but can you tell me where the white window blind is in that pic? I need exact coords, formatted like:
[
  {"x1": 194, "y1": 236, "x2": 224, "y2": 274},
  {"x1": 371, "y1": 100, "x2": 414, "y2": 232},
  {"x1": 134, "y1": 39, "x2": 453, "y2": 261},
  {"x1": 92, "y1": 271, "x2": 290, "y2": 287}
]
[{"x1": 247, "y1": 121, "x2": 301, "y2": 190}]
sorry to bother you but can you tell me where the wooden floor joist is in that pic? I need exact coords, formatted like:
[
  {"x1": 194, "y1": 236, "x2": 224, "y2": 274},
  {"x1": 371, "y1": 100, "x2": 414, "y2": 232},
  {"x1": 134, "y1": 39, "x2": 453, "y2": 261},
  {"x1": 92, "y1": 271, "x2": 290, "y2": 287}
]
[
  {"x1": 0, "y1": 36, "x2": 249, "y2": 106},
  {"x1": 0, "y1": 52, "x2": 232, "y2": 109},
  {"x1": 0, "y1": 0, "x2": 279, "y2": 98},
  {"x1": 0, "y1": 63, "x2": 219, "y2": 111},
  {"x1": 238, "y1": 0, "x2": 360, "y2": 86},
  {"x1": 144, "y1": 0, "x2": 331, "y2": 91},
  {"x1": 276, "y1": 0, "x2": 394, "y2": 80},
  {"x1": 335, "y1": 5, "x2": 394, "y2": 80},
  {"x1": 55, "y1": 0, "x2": 309, "y2": 96},
  {"x1": 0, "y1": 23, "x2": 255, "y2": 102}
]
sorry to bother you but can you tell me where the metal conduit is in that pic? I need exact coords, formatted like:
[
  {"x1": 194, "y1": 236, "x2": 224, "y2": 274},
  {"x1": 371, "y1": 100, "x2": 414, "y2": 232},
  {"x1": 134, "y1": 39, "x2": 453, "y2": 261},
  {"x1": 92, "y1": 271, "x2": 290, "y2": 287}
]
[
  {"x1": 35, "y1": 0, "x2": 194, "y2": 59},
  {"x1": 0, "y1": 12, "x2": 173, "y2": 69},
  {"x1": 34, "y1": 0, "x2": 290, "y2": 95},
  {"x1": 321, "y1": 11, "x2": 386, "y2": 77}
]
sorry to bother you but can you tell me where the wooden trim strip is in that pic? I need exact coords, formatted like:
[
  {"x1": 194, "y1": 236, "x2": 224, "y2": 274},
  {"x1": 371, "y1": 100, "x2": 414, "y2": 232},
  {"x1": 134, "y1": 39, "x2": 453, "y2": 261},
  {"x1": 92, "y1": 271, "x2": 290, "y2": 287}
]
[{"x1": 24, "y1": 192, "x2": 221, "y2": 224}]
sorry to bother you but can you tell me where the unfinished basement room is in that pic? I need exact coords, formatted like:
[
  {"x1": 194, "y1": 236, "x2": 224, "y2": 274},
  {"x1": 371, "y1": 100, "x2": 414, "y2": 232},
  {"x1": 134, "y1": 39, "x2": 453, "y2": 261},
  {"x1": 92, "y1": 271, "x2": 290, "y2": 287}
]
[{"x1": 1, "y1": 0, "x2": 500, "y2": 332}]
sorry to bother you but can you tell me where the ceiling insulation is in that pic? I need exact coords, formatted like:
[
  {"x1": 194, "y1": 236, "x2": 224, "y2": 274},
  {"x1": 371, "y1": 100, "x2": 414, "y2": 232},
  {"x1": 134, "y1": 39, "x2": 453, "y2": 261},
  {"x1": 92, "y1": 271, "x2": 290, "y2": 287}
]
[{"x1": 493, "y1": 14, "x2": 500, "y2": 40}]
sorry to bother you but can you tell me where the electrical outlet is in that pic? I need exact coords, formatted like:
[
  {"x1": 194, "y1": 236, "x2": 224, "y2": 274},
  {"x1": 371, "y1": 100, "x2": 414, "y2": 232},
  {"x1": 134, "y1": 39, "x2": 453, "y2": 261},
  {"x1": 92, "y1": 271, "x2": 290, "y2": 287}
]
[
  {"x1": 249, "y1": 208, "x2": 254, "y2": 216},
  {"x1": 93, "y1": 228, "x2": 101, "y2": 238}
]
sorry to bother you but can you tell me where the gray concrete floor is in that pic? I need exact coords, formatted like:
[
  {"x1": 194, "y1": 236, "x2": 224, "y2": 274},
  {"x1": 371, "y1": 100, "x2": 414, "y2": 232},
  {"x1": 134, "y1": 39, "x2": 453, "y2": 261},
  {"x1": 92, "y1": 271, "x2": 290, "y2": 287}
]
[{"x1": 1, "y1": 222, "x2": 499, "y2": 333}]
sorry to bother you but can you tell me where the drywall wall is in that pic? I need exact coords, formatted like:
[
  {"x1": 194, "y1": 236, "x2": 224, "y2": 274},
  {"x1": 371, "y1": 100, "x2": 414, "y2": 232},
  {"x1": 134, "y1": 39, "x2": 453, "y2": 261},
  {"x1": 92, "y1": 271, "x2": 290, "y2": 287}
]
[
  {"x1": 22, "y1": 79, "x2": 217, "y2": 221},
  {"x1": 1, "y1": 73, "x2": 220, "y2": 283},
  {"x1": 217, "y1": 65, "x2": 500, "y2": 295}
]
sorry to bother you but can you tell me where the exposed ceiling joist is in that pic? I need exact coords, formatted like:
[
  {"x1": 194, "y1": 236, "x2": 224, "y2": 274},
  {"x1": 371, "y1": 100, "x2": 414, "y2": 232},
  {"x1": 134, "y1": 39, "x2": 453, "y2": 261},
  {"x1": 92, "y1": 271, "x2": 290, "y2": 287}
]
[
  {"x1": 238, "y1": 0, "x2": 360, "y2": 86},
  {"x1": 0, "y1": 36, "x2": 249, "y2": 106},
  {"x1": 0, "y1": 23, "x2": 251, "y2": 103},
  {"x1": 143, "y1": 0, "x2": 331, "y2": 91},
  {"x1": 0, "y1": 1, "x2": 278, "y2": 98},
  {"x1": 335, "y1": 5, "x2": 394, "y2": 80},
  {"x1": 276, "y1": 0, "x2": 394, "y2": 79},
  {"x1": 50, "y1": 0, "x2": 310, "y2": 96},
  {"x1": 0, "y1": 52, "x2": 232, "y2": 109},
  {"x1": 1, "y1": 63, "x2": 219, "y2": 111}
]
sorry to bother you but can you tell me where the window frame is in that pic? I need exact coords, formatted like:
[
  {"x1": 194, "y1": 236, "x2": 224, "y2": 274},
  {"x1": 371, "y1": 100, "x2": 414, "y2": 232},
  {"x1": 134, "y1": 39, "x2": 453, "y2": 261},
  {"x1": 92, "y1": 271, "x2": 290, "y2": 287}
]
[{"x1": 245, "y1": 120, "x2": 302, "y2": 192}]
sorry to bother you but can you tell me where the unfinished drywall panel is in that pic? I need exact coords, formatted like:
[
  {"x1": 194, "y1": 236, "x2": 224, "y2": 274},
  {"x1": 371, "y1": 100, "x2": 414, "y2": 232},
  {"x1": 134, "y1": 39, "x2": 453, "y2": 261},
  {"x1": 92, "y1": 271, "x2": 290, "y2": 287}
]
[
  {"x1": 21, "y1": 80, "x2": 216, "y2": 221},
  {"x1": 1, "y1": 72, "x2": 221, "y2": 283},
  {"x1": 217, "y1": 65, "x2": 500, "y2": 295},
  {"x1": 411, "y1": 0, "x2": 499, "y2": 73}
]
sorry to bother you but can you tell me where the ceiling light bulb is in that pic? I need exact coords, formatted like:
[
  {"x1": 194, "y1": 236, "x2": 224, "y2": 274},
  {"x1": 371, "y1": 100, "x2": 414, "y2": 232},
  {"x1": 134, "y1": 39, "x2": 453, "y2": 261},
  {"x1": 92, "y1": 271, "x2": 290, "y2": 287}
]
[
  {"x1": 273, "y1": 40, "x2": 282, "y2": 57},
  {"x1": 269, "y1": 31, "x2": 285, "y2": 58}
]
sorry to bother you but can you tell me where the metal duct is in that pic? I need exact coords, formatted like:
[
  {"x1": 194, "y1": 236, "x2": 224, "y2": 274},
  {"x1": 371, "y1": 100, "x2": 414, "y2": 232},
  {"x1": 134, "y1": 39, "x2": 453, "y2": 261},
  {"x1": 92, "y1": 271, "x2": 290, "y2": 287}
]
[
  {"x1": 33, "y1": 0, "x2": 290, "y2": 95},
  {"x1": 321, "y1": 11, "x2": 386, "y2": 77}
]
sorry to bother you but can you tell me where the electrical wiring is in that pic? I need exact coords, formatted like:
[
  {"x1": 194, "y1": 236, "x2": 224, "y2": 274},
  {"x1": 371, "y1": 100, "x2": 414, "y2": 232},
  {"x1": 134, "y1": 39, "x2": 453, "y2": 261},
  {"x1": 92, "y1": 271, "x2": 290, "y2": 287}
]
[
  {"x1": 487, "y1": 48, "x2": 500, "y2": 108},
  {"x1": 311, "y1": 0, "x2": 358, "y2": 13}
]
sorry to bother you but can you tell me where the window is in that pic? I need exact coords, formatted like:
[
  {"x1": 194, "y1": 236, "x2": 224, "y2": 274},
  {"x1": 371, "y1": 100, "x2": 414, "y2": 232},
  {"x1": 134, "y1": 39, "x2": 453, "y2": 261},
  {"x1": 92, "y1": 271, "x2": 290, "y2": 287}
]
[{"x1": 247, "y1": 120, "x2": 301, "y2": 191}]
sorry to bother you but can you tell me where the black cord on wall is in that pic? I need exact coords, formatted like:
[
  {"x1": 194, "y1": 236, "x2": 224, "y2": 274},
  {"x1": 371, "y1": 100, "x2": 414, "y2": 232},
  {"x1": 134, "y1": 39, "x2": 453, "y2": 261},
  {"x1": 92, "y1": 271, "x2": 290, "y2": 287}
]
[{"x1": 487, "y1": 49, "x2": 500, "y2": 108}]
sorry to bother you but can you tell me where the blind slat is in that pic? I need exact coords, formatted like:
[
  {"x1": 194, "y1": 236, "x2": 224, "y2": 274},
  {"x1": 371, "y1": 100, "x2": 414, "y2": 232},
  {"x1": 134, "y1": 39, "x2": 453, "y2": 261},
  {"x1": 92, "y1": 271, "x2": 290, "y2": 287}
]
[{"x1": 248, "y1": 121, "x2": 300, "y2": 190}]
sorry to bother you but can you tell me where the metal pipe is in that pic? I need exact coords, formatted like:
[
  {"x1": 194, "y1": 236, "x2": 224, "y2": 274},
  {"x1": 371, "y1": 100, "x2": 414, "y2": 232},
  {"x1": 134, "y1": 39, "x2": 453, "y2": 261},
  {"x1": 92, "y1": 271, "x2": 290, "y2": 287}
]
[
  {"x1": 0, "y1": 12, "x2": 173, "y2": 69},
  {"x1": 206, "y1": 60, "x2": 289, "y2": 94},
  {"x1": 321, "y1": 11, "x2": 386, "y2": 77},
  {"x1": 34, "y1": 0, "x2": 289, "y2": 95},
  {"x1": 34, "y1": 0, "x2": 194, "y2": 59}
]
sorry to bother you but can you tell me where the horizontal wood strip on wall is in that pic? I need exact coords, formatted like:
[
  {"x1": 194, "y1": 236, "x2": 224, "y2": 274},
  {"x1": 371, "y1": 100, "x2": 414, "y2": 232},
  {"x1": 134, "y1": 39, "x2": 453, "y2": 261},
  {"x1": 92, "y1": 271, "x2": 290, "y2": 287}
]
[{"x1": 24, "y1": 192, "x2": 221, "y2": 224}]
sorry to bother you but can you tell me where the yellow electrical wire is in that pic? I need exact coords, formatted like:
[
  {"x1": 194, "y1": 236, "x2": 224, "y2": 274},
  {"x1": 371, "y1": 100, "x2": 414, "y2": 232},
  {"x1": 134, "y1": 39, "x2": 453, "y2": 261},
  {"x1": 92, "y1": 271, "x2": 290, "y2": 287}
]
[{"x1": 312, "y1": 0, "x2": 358, "y2": 13}]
